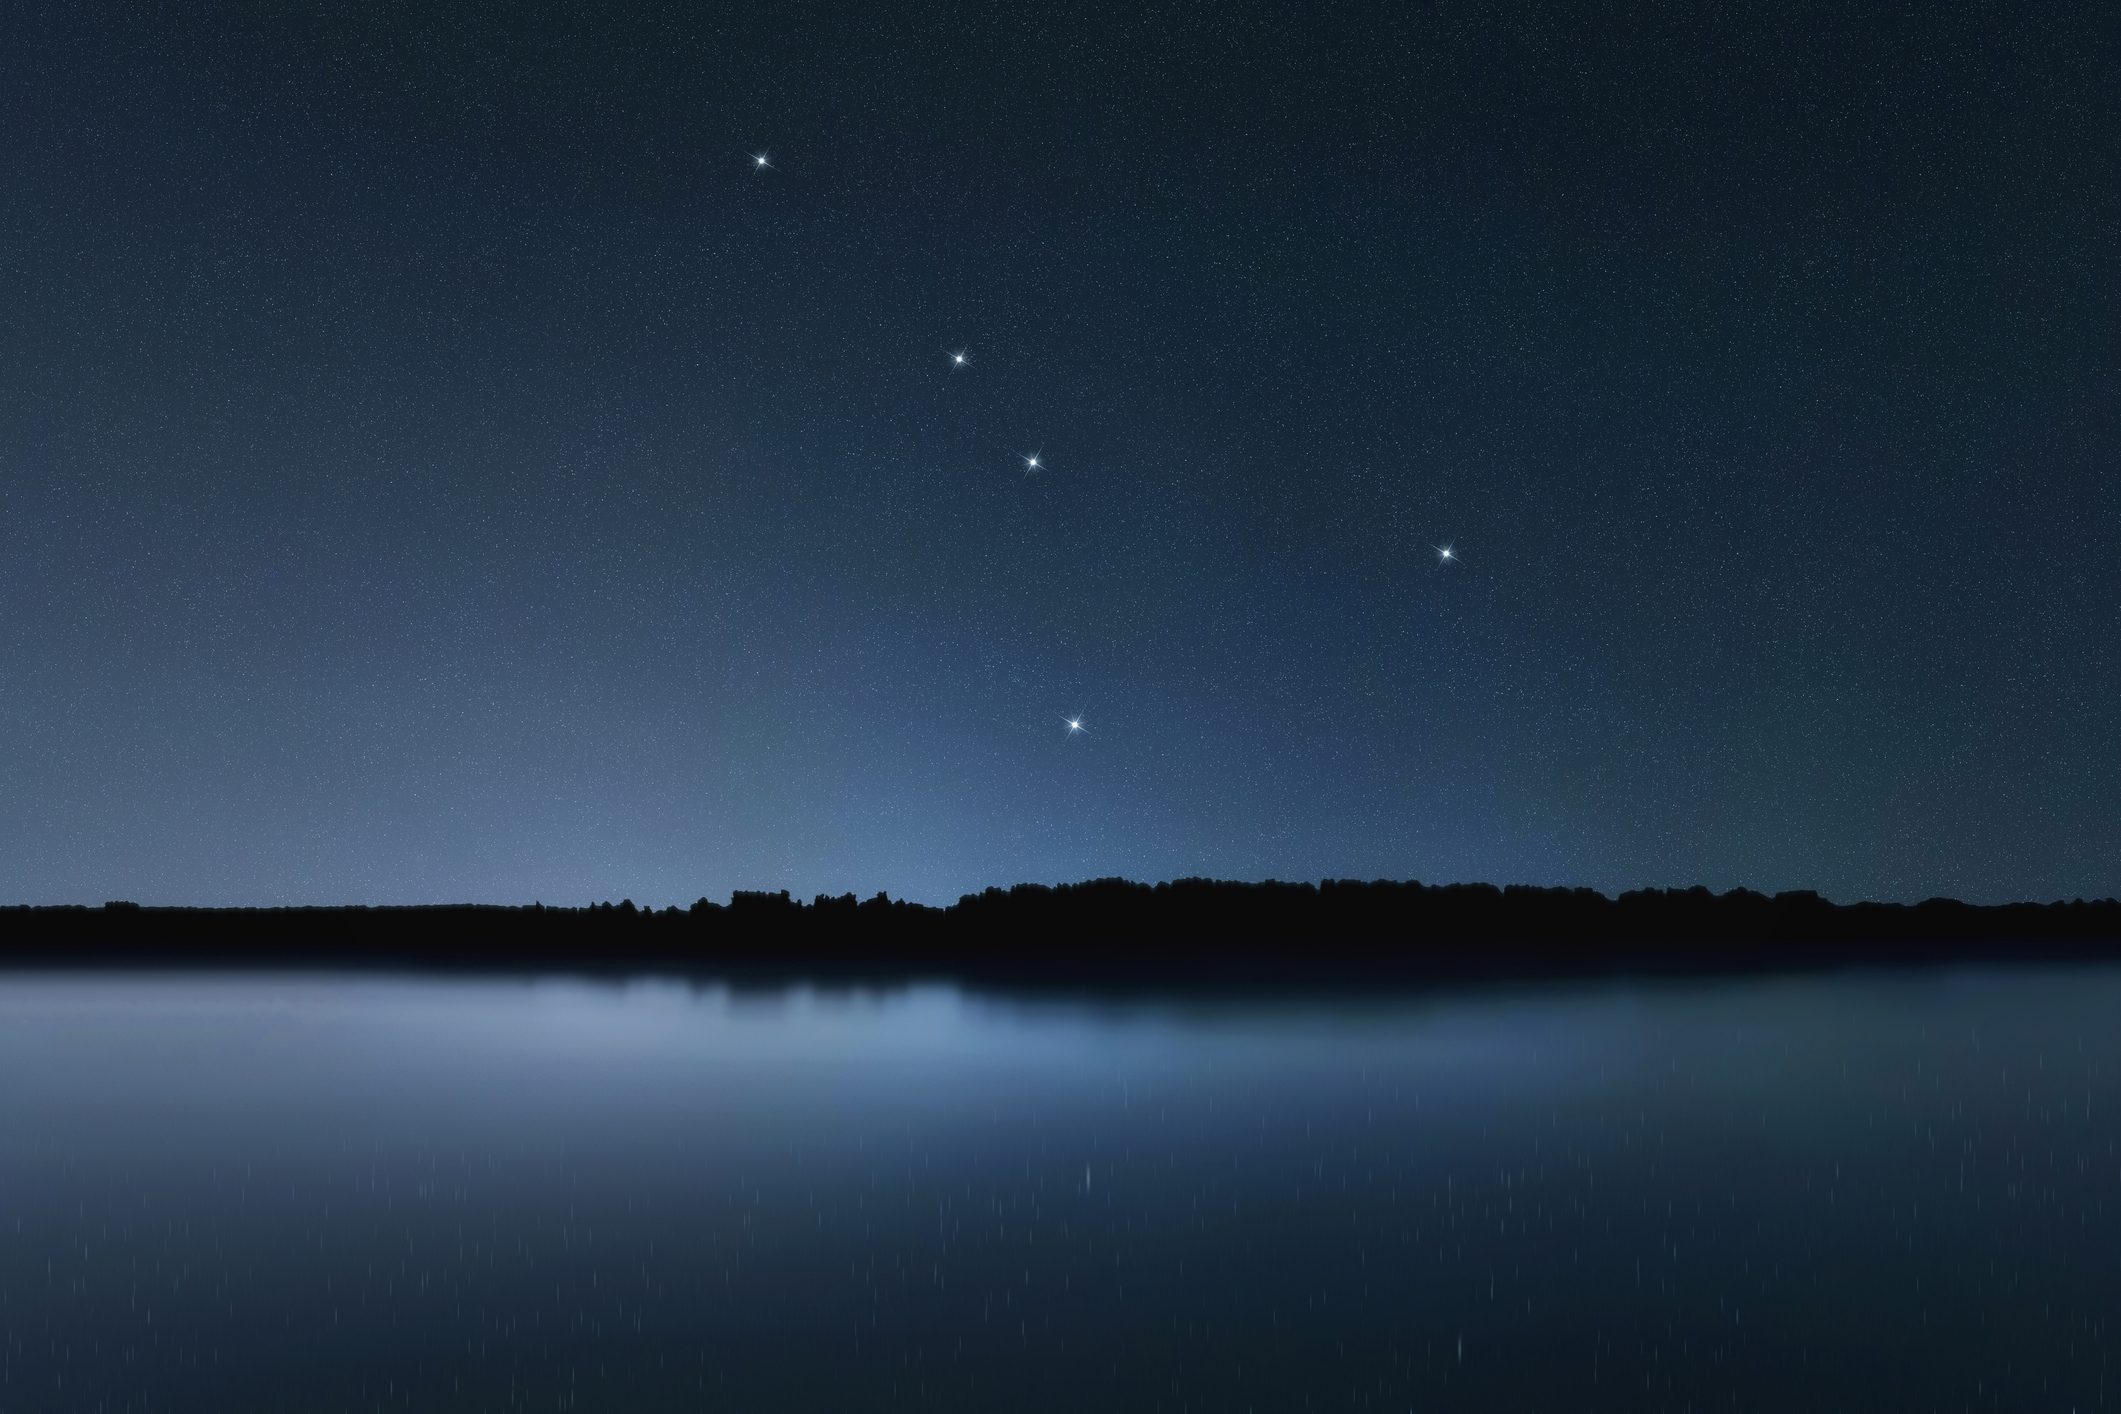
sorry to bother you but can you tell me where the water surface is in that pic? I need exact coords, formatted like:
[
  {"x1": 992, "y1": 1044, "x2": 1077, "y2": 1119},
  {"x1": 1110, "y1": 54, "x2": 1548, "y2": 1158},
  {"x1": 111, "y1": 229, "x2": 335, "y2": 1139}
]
[{"x1": 2, "y1": 966, "x2": 2116, "y2": 1411}]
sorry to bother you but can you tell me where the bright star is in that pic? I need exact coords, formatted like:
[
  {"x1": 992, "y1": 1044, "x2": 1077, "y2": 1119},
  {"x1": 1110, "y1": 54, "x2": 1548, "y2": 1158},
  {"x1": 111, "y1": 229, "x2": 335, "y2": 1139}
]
[
  {"x1": 1023, "y1": 451, "x2": 1042, "y2": 472},
  {"x1": 1061, "y1": 714, "x2": 1087, "y2": 736},
  {"x1": 1435, "y1": 543, "x2": 1458, "y2": 564},
  {"x1": 751, "y1": 153, "x2": 772, "y2": 170},
  {"x1": 950, "y1": 350, "x2": 969, "y2": 369}
]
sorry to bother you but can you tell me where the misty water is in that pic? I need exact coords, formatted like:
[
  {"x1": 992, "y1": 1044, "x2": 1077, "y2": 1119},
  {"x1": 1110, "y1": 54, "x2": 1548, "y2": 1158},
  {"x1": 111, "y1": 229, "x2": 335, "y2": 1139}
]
[{"x1": 2, "y1": 967, "x2": 2117, "y2": 1412}]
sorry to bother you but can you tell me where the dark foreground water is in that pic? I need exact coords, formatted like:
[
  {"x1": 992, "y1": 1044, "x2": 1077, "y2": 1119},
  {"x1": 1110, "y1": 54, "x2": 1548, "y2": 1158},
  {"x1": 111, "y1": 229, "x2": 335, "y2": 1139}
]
[{"x1": 2, "y1": 967, "x2": 2118, "y2": 1412}]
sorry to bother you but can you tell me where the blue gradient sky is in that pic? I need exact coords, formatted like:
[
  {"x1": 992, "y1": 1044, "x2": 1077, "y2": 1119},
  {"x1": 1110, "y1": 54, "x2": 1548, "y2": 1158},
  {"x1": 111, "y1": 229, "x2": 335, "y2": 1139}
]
[{"x1": 3, "y1": 2, "x2": 2114, "y2": 905}]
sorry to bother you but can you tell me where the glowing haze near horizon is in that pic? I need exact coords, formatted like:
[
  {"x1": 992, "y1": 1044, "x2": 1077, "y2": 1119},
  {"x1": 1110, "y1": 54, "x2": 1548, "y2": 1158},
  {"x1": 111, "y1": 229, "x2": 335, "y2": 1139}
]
[{"x1": 3, "y1": 3, "x2": 2114, "y2": 907}]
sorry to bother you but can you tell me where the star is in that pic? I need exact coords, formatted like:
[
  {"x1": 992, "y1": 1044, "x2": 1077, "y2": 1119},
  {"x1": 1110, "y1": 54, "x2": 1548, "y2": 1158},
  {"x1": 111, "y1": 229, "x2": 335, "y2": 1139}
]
[
  {"x1": 949, "y1": 350, "x2": 969, "y2": 369},
  {"x1": 1060, "y1": 714, "x2": 1087, "y2": 736},
  {"x1": 1434, "y1": 542, "x2": 1458, "y2": 564},
  {"x1": 1022, "y1": 451, "x2": 1042, "y2": 473},
  {"x1": 750, "y1": 152, "x2": 773, "y2": 171}
]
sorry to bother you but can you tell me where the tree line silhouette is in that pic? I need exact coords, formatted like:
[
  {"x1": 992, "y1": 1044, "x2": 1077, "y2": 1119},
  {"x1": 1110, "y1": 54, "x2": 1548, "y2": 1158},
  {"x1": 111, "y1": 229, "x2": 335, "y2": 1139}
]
[{"x1": 5, "y1": 879, "x2": 2120, "y2": 984}]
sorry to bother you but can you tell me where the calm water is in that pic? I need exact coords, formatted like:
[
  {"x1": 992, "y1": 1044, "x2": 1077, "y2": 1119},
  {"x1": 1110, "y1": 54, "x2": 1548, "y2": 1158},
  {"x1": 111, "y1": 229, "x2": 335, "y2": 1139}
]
[{"x1": 2, "y1": 966, "x2": 2117, "y2": 1412}]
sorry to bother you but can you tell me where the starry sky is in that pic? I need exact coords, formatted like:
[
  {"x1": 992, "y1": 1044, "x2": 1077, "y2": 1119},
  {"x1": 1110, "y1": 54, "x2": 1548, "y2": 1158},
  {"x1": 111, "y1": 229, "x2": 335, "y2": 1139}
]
[{"x1": 3, "y1": 2, "x2": 2114, "y2": 907}]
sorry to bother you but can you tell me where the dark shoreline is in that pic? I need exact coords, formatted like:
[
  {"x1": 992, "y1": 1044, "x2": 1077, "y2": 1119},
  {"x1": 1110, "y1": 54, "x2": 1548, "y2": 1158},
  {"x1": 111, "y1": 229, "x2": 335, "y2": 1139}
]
[{"x1": 5, "y1": 879, "x2": 2119, "y2": 989}]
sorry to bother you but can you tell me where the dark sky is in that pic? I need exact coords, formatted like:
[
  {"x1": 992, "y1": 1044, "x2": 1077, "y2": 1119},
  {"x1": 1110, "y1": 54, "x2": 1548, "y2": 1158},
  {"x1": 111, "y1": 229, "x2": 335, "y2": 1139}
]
[{"x1": 3, "y1": 2, "x2": 2113, "y2": 906}]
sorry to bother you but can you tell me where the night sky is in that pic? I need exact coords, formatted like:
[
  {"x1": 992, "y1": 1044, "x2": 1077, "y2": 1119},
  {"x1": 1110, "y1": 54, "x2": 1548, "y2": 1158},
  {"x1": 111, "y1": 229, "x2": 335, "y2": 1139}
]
[{"x1": 4, "y1": 2, "x2": 2113, "y2": 907}]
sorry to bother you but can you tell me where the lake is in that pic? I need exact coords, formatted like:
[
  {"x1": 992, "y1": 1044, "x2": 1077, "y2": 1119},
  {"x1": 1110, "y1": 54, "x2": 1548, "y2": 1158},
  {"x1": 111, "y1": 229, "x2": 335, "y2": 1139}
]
[{"x1": 1, "y1": 965, "x2": 2116, "y2": 1411}]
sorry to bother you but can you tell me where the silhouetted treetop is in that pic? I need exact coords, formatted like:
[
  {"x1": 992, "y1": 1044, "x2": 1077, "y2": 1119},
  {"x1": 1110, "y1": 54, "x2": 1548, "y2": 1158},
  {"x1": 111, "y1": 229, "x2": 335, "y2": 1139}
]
[{"x1": 4, "y1": 879, "x2": 2117, "y2": 983}]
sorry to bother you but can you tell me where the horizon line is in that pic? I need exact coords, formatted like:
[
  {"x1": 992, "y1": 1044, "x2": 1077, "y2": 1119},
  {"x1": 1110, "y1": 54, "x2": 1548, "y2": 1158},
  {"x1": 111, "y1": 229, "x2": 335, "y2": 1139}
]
[{"x1": 11, "y1": 877, "x2": 2121, "y2": 913}]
